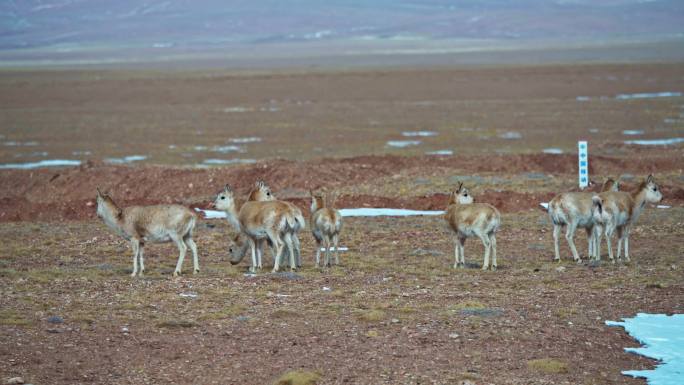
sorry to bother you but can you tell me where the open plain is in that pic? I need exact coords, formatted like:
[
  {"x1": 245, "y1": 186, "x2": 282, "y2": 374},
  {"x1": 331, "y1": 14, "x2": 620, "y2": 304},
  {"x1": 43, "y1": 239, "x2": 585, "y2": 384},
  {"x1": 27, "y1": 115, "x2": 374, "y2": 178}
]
[{"x1": 1, "y1": 61, "x2": 683, "y2": 384}]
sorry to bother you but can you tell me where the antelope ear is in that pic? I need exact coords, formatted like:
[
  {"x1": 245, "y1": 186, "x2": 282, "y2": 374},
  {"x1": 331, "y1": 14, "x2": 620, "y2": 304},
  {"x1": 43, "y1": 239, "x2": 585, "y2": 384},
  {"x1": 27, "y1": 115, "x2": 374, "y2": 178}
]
[
  {"x1": 646, "y1": 174, "x2": 654, "y2": 183},
  {"x1": 224, "y1": 184, "x2": 232, "y2": 192},
  {"x1": 96, "y1": 187, "x2": 103, "y2": 198},
  {"x1": 256, "y1": 180, "x2": 264, "y2": 188},
  {"x1": 457, "y1": 182, "x2": 463, "y2": 192}
]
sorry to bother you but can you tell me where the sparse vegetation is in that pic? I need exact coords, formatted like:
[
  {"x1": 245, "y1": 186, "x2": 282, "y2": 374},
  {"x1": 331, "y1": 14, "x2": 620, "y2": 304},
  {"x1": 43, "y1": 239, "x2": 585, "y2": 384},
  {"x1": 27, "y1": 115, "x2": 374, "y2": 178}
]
[
  {"x1": 527, "y1": 358, "x2": 569, "y2": 374},
  {"x1": 274, "y1": 370, "x2": 321, "y2": 385}
]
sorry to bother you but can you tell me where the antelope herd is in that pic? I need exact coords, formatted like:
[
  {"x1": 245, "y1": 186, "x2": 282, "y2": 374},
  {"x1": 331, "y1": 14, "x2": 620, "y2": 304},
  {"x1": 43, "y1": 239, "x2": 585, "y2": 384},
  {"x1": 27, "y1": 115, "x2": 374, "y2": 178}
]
[{"x1": 95, "y1": 174, "x2": 663, "y2": 277}]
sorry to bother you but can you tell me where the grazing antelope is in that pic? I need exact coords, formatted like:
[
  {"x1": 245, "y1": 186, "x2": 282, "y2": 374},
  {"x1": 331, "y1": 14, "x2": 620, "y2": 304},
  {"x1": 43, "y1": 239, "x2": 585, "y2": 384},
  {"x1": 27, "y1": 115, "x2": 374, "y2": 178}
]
[
  {"x1": 547, "y1": 177, "x2": 619, "y2": 263},
  {"x1": 310, "y1": 190, "x2": 343, "y2": 267},
  {"x1": 592, "y1": 174, "x2": 662, "y2": 263},
  {"x1": 228, "y1": 181, "x2": 303, "y2": 268},
  {"x1": 250, "y1": 181, "x2": 303, "y2": 267},
  {"x1": 445, "y1": 182, "x2": 501, "y2": 271},
  {"x1": 95, "y1": 188, "x2": 199, "y2": 277},
  {"x1": 212, "y1": 185, "x2": 303, "y2": 273}
]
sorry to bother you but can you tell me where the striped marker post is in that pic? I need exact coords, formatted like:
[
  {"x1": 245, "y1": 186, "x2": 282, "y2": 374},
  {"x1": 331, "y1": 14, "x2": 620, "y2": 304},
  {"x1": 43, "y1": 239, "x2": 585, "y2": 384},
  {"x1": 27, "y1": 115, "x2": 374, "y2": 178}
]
[{"x1": 578, "y1": 141, "x2": 589, "y2": 189}]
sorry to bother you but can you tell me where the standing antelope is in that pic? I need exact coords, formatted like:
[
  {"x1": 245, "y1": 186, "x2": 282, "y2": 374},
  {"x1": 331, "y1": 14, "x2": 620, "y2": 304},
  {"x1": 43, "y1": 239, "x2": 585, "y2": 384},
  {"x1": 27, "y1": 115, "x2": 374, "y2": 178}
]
[
  {"x1": 95, "y1": 188, "x2": 199, "y2": 277},
  {"x1": 228, "y1": 181, "x2": 303, "y2": 268},
  {"x1": 212, "y1": 185, "x2": 303, "y2": 273},
  {"x1": 310, "y1": 190, "x2": 343, "y2": 267},
  {"x1": 592, "y1": 174, "x2": 662, "y2": 263},
  {"x1": 445, "y1": 183, "x2": 501, "y2": 270},
  {"x1": 547, "y1": 178, "x2": 619, "y2": 263}
]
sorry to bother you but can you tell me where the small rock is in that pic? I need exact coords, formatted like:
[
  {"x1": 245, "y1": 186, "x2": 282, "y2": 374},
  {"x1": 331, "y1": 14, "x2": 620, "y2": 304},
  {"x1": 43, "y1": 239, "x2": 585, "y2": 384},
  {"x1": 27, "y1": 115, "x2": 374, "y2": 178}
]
[
  {"x1": 527, "y1": 243, "x2": 545, "y2": 251},
  {"x1": 236, "y1": 316, "x2": 250, "y2": 322},
  {"x1": 46, "y1": 328, "x2": 63, "y2": 333},
  {"x1": 460, "y1": 380, "x2": 476, "y2": 385},
  {"x1": 391, "y1": 318, "x2": 400, "y2": 324},
  {"x1": 449, "y1": 333, "x2": 460, "y2": 339},
  {"x1": 271, "y1": 271, "x2": 303, "y2": 280},
  {"x1": 47, "y1": 316, "x2": 63, "y2": 324},
  {"x1": 322, "y1": 287, "x2": 331, "y2": 291},
  {"x1": 555, "y1": 266, "x2": 566, "y2": 273},
  {"x1": 121, "y1": 327, "x2": 129, "y2": 333},
  {"x1": 5, "y1": 377, "x2": 24, "y2": 385},
  {"x1": 85, "y1": 201, "x2": 94, "y2": 207}
]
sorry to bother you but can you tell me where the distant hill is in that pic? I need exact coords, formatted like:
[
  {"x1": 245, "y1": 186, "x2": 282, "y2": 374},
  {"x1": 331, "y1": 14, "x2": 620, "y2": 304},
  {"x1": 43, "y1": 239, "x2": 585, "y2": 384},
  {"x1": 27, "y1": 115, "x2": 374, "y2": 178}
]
[{"x1": 2, "y1": 0, "x2": 683, "y2": 49}]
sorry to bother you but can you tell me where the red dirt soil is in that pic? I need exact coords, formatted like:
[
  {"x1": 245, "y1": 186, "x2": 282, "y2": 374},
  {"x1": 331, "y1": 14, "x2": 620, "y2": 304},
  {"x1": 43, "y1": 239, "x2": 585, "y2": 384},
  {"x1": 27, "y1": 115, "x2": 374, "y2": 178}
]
[{"x1": 1, "y1": 154, "x2": 681, "y2": 222}]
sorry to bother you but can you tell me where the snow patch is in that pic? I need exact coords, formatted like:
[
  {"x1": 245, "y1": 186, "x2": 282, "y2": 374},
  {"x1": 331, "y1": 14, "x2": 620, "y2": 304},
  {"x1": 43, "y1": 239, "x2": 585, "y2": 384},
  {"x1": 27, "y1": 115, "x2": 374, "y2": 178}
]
[
  {"x1": 625, "y1": 138, "x2": 684, "y2": 146},
  {"x1": 387, "y1": 140, "x2": 421, "y2": 148},
  {"x1": 104, "y1": 155, "x2": 147, "y2": 164},
  {"x1": 0, "y1": 159, "x2": 81, "y2": 169},
  {"x1": 402, "y1": 131, "x2": 437, "y2": 137},
  {"x1": 543, "y1": 148, "x2": 563, "y2": 154}
]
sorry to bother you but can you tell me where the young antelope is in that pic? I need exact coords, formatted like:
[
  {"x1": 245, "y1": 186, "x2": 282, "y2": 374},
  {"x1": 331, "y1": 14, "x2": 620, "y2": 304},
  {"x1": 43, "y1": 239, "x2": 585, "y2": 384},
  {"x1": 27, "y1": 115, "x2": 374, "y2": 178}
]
[
  {"x1": 592, "y1": 174, "x2": 662, "y2": 263},
  {"x1": 445, "y1": 182, "x2": 501, "y2": 271},
  {"x1": 310, "y1": 190, "x2": 343, "y2": 267}
]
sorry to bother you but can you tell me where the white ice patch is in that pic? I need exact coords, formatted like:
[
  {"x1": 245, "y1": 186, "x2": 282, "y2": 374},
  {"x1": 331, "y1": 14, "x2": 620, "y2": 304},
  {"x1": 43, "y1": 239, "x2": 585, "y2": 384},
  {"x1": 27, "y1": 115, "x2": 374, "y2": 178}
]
[
  {"x1": 196, "y1": 207, "x2": 444, "y2": 219},
  {"x1": 622, "y1": 130, "x2": 645, "y2": 136},
  {"x1": 4, "y1": 141, "x2": 39, "y2": 146},
  {"x1": 625, "y1": 138, "x2": 684, "y2": 146},
  {"x1": 0, "y1": 159, "x2": 81, "y2": 169},
  {"x1": 104, "y1": 155, "x2": 147, "y2": 164},
  {"x1": 223, "y1": 106, "x2": 252, "y2": 113},
  {"x1": 498, "y1": 131, "x2": 522, "y2": 140},
  {"x1": 230, "y1": 137, "x2": 261, "y2": 144},
  {"x1": 426, "y1": 150, "x2": 453, "y2": 156},
  {"x1": 387, "y1": 140, "x2": 421, "y2": 148},
  {"x1": 402, "y1": 131, "x2": 437, "y2": 137},
  {"x1": 606, "y1": 313, "x2": 684, "y2": 384},
  {"x1": 543, "y1": 148, "x2": 563, "y2": 154},
  {"x1": 203, "y1": 159, "x2": 257, "y2": 165},
  {"x1": 338, "y1": 208, "x2": 444, "y2": 217},
  {"x1": 212, "y1": 145, "x2": 242, "y2": 154},
  {"x1": 195, "y1": 208, "x2": 226, "y2": 219},
  {"x1": 320, "y1": 247, "x2": 349, "y2": 251},
  {"x1": 615, "y1": 92, "x2": 682, "y2": 100}
]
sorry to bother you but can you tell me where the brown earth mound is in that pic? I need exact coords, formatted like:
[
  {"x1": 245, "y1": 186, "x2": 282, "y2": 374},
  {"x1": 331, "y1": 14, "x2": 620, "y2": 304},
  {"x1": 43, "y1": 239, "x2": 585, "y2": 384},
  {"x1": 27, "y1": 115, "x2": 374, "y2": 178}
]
[{"x1": 1, "y1": 154, "x2": 681, "y2": 222}]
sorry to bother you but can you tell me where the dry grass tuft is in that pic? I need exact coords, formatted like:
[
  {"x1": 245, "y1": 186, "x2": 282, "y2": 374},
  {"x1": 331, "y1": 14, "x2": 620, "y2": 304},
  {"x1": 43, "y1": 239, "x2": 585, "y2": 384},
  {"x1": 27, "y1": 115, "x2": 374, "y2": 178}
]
[
  {"x1": 274, "y1": 370, "x2": 321, "y2": 385},
  {"x1": 527, "y1": 358, "x2": 569, "y2": 374}
]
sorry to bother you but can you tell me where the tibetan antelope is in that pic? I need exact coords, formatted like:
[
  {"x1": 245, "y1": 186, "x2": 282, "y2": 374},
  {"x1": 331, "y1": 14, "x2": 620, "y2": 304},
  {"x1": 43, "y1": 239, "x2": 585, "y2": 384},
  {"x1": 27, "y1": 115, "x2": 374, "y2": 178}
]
[
  {"x1": 95, "y1": 188, "x2": 199, "y2": 277},
  {"x1": 592, "y1": 174, "x2": 662, "y2": 263},
  {"x1": 547, "y1": 177, "x2": 619, "y2": 263},
  {"x1": 228, "y1": 181, "x2": 303, "y2": 268},
  {"x1": 212, "y1": 185, "x2": 303, "y2": 273},
  {"x1": 445, "y1": 182, "x2": 501, "y2": 270},
  {"x1": 310, "y1": 190, "x2": 343, "y2": 267}
]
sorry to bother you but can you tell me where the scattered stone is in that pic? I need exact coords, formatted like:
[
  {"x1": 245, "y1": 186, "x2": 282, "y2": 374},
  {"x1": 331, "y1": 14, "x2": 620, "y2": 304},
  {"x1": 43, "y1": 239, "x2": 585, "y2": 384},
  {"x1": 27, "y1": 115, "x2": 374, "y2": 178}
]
[
  {"x1": 459, "y1": 308, "x2": 503, "y2": 318},
  {"x1": 46, "y1": 328, "x2": 63, "y2": 333},
  {"x1": 271, "y1": 271, "x2": 303, "y2": 280},
  {"x1": 322, "y1": 287, "x2": 331, "y2": 291},
  {"x1": 5, "y1": 378, "x2": 24, "y2": 385},
  {"x1": 47, "y1": 316, "x2": 63, "y2": 324},
  {"x1": 391, "y1": 318, "x2": 400, "y2": 324},
  {"x1": 179, "y1": 292, "x2": 198, "y2": 298},
  {"x1": 236, "y1": 316, "x2": 250, "y2": 322},
  {"x1": 449, "y1": 333, "x2": 460, "y2": 339},
  {"x1": 523, "y1": 172, "x2": 549, "y2": 180},
  {"x1": 409, "y1": 248, "x2": 445, "y2": 257},
  {"x1": 555, "y1": 266, "x2": 566, "y2": 273},
  {"x1": 527, "y1": 243, "x2": 545, "y2": 251},
  {"x1": 460, "y1": 380, "x2": 476, "y2": 385},
  {"x1": 121, "y1": 327, "x2": 129, "y2": 333}
]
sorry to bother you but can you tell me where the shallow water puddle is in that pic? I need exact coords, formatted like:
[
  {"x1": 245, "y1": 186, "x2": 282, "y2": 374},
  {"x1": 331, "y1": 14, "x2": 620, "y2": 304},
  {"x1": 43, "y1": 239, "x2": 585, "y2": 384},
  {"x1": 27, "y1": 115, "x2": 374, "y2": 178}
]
[
  {"x1": 202, "y1": 158, "x2": 257, "y2": 165},
  {"x1": 616, "y1": 92, "x2": 682, "y2": 100},
  {"x1": 0, "y1": 159, "x2": 81, "y2": 169},
  {"x1": 387, "y1": 140, "x2": 421, "y2": 148},
  {"x1": 606, "y1": 313, "x2": 684, "y2": 384},
  {"x1": 426, "y1": 150, "x2": 453, "y2": 155},
  {"x1": 402, "y1": 131, "x2": 437, "y2": 137},
  {"x1": 542, "y1": 148, "x2": 563, "y2": 154},
  {"x1": 625, "y1": 138, "x2": 684, "y2": 146},
  {"x1": 230, "y1": 137, "x2": 261, "y2": 143},
  {"x1": 104, "y1": 155, "x2": 147, "y2": 164},
  {"x1": 623, "y1": 130, "x2": 645, "y2": 136}
]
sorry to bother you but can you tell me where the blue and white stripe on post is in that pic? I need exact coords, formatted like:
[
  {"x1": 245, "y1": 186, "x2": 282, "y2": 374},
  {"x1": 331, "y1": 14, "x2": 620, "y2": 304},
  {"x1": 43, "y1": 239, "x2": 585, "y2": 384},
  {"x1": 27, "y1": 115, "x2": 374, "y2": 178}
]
[{"x1": 578, "y1": 141, "x2": 589, "y2": 189}]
